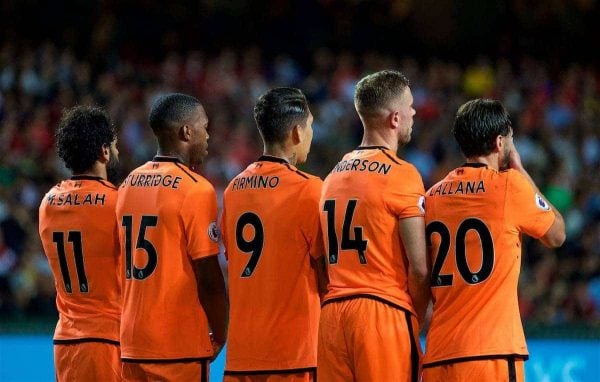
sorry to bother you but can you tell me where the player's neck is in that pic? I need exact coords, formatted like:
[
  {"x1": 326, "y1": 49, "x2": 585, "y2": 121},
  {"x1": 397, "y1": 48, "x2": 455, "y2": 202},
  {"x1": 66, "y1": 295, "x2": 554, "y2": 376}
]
[
  {"x1": 263, "y1": 145, "x2": 295, "y2": 165},
  {"x1": 156, "y1": 148, "x2": 186, "y2": 164},
  {"x1": 360, "y1": 132, "x2": 397, "y2": 152},
  {"x1": 465, "y1": 155, "x2": 499, "y2": 171},
  {"x1": 74, "y1": 163, "x2": 107, "y2": 180}
]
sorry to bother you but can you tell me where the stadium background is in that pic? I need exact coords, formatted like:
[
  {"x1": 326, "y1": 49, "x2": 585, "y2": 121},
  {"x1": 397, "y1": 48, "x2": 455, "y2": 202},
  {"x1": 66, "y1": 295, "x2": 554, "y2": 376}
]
[{"x1": 0, "y1": 1, "x2": 598, "y2": 380}]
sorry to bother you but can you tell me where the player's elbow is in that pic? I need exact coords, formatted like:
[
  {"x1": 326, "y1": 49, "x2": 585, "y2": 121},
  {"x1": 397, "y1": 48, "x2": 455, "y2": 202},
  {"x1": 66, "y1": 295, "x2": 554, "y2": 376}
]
[
  {"x1": 409, "y1": 263, "x2": 429, "y2": 284},
  {"x1": 542, "y1": 230, "x2": 566, "y2": 248}
]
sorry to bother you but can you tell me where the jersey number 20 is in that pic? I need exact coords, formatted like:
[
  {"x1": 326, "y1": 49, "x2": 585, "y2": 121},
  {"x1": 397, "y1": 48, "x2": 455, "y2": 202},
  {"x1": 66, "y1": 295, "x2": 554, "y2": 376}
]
[{"x1": 427, "y1": 218, "x2": 494, "y2": 287}]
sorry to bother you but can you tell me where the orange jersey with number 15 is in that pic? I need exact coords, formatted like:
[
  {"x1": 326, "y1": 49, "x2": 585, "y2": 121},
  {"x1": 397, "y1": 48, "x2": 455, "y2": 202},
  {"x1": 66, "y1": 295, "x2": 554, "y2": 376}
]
[
  {"x1": 424, "y1": 164, "x2": 555, "y2": 366},
  {"x1": 116, "y1": 156, "x2": 220, "y2": 362}
]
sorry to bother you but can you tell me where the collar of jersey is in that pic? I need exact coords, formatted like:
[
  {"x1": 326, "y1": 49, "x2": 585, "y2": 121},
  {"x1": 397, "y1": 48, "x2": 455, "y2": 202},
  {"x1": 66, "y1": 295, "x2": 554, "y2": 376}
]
[
  {"x1": 70, "y1": 175, "x2": 103, "y2": 181},
  {"x1": 152, "y1": 156, "x2": 183, "y2": 163},
  {"x1": 356, "y1": 145, "x2": 390, "y2": 151},
  {"x1": 257, "y1": 155, "x2": 289, "y2": 164},
  {"x1": 461, "y1": 162, "x2": 488, "y2": 168}
]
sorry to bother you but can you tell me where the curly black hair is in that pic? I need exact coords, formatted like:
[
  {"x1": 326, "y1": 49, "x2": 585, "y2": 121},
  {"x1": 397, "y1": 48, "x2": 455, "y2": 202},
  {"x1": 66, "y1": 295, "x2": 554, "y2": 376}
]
[
  {"x1": 55, "y1": 106, "x2": 116, "y2": 174},
  {"x1": 453, "y1": 99, "x2": 511, "y2": 158}
]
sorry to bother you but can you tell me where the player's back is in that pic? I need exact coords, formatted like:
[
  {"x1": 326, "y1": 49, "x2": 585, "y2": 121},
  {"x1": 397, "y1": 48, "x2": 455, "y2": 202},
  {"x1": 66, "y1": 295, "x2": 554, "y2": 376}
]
[
  {"x1": 39, "y1": 176, "x2": 120, "y2": 343},
  {"x1": 222, "y1": 156, "x2": 323, "y2": 372},
  {"x1": 320, "y1": 146, "x2": 425, "y2": 314},
  {"x1": 424, "y1": 164, "x2": 555, "y2": 365},
  {"x1": 116, "y1": 157, "x2": 218, "y2": 361}
]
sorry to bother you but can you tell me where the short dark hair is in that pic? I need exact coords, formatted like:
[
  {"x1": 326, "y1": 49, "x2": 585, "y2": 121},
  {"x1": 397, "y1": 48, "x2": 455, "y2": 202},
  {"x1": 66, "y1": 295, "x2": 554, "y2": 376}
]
[
  {"x1": 354, "y1": 70, "x2": 410, "y2": 116},
  {"x1": 453, "y1": 99, "x2": 512, "y2": 158},
  {"x1": 56, "y1": 106, "x2": 116, "y2": 174},
  {"x1": 254, "y1": 87, "x2": 310, "y2": 144},
  {"x1": 148, "y1": 93, "x2": 202, "y2": 134}
]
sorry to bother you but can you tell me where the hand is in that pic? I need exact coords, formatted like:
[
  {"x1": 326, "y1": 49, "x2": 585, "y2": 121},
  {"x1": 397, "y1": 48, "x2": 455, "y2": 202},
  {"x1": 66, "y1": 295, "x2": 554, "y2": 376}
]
[
  {"x1": 210, "y1": 334, "x2": 225, "y2": 361},
  {"x1": 508, "y1": 147, "x2": 524, "y2": 172}
]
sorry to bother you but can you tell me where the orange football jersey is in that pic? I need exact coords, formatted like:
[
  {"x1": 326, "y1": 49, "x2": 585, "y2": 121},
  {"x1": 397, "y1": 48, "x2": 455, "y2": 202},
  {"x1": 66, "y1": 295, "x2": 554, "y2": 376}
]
[
  {"x1": 39, "y1": 176, "x2": 120, "y2": 344},
  {"x1": 424, "y1": 164, "x2": 555, "y2": 366},
  {"x1": 222, "y1": 156, "x2": 323, "y2": 373},
  {"x1": 319, "y1": 146, "x2": 425, "y2": 314},
  {"x1": 116, "y1": 156, "x2": 220, "y2": 361}
]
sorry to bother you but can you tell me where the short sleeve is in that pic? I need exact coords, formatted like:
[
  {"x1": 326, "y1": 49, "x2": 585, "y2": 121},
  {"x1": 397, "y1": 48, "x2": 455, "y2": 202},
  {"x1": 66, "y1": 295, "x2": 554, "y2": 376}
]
[
  {"x1": 219, "y1": 201, "x2": 228, "y2": 260},
  {"x1": 385, "y1": 164, "x2": 426, "y2": 219},
  {"x1": 506, "y1": 171, "x2": 555, "y2": 239},
  {"x1": 180, "y1": 182, "x2": 220, "y2": 260},
  {"x1": 300, "y1": 178, "x2": 325, "y2": 259}
]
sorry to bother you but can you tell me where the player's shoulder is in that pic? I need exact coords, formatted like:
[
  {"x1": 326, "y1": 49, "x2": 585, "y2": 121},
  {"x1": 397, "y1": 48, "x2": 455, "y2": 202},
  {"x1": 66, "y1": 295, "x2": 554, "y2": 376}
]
[
  {"x1": 391, "y1": 158, "x2": 424, "y2": 186},
  {"x1": 499, "y1": 168, "x2": 532, "y2": 192}
]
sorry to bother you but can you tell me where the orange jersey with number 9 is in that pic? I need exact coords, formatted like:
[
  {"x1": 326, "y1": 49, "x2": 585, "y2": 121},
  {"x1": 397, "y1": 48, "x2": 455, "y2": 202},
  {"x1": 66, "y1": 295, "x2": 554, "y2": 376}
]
[{"x1": 222, "y1": 156, "x2": 323, "y2": 373}]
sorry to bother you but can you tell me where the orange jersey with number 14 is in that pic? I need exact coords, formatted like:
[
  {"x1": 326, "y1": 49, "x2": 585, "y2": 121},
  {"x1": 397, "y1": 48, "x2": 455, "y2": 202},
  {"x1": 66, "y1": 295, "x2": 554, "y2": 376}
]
[
  {"x1": 319, "y1": 147, "x2": 425, "y2": 314},
  {"x1": 424, "y1": 164, "x2": 555, "y2": 366}
]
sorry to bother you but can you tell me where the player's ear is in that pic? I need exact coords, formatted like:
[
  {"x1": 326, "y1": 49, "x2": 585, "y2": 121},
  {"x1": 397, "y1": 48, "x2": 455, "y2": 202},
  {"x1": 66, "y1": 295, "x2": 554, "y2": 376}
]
[
  {"x1": 494, "y1": 134, "x2": 503, "y2": 152},
  {"x1": 291, "y1": 124, "x2": 302, "y2": 145},
  {"x1": 180, "y1": 124, "x2": 192, "y2": 142},
  {"x1": 99, "y1": 144, "x2": 110, "y2": 163},
  {"x1": 389, "y1": 111, "x2": 400, "y2": 129}
]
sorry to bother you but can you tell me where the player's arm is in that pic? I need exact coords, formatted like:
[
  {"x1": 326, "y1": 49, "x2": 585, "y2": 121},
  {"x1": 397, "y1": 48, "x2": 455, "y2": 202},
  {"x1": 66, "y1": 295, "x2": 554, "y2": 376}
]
[
  {"x1": 311, "y1": 255, "x2": 329, "y2": 301},
  {"x1": 193, "y1": 255, "x2": 228, "y2": 360},
  {"x1": 399, "y1": 216, "x2": 430, "y2": 327},
  {"x1": 509, "y1": 149, "x2": 566, "y2": 248}
]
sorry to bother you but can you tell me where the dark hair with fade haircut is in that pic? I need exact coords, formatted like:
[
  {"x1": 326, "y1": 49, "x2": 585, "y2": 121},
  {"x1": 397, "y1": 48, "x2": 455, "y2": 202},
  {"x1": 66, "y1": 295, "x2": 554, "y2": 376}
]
[
  {"x1": 148, "y1": 93, "x2": 202, "y2": 134},
  {"x1": 452, "y1": 99, "x2": 512, "y2": 158},
  {"x1": 254, "y1": 87, "x2": 310, "y2": 144},
  {"x1": 354, "y1": 70, "x2": 410, "y2": 117},
  {"x1": 56, "y1": 105, "x2": 116, "y2": 174}
]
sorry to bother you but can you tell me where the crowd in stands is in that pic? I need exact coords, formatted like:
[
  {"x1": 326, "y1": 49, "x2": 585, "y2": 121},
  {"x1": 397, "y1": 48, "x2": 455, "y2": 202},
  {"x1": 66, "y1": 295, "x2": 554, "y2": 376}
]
[{"x1": 0, "y1": 42, "x2": 598, "y2": 327}]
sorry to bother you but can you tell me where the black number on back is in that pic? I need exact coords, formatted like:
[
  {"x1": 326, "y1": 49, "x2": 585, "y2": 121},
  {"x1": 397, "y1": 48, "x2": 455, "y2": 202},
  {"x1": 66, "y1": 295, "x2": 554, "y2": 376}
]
[
  {"x1": 427, "y1": 218, "x2": 495, "y2": 287},
  {"x1": 121, "y1": 215, "x2": 159, "y2": 280},
  {"x1": 426, "y1": 222, "x2": 453, "y2": 287},
  {"x1": 235, "y1": 212, "x2": 264, "y2": 277},
  {"x1": 323, "y1": 199, "x2": 368, "y2": 265},
  {"x1": 52, "y1": 231, "x2": 88, "y2": 293}
]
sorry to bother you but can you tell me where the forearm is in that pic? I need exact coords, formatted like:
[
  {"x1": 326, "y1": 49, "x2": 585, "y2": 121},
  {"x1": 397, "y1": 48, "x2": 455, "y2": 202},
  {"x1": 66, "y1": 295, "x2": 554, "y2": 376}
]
[
  {"x1": 312, "y1": 255, "x2": 329, "y2": 301},
  {"x1": 408, "y1": 271, "x2": 430, "y2": 327},
  {"x1": 198, "y1": 280, "x2": 228, "y2": 344}
]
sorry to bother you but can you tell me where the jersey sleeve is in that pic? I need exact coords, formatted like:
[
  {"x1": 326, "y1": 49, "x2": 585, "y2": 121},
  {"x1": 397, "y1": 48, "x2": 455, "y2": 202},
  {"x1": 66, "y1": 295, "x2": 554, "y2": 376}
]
[
  {"x1": 180, "y1": 182, "x2": 220, "y2": 260},
  {"x1": 506, "y1": 170, "x2": 555, "y2": 239},
  {"x1": 385, "y1": 164, "x2": 426, "y2": 219},
  {"x1": 300, "y1": 178, "x2": 325, "y2": 259},
  {"x1": 219, "y1": 197, "x2": 228, "y2": 261}
]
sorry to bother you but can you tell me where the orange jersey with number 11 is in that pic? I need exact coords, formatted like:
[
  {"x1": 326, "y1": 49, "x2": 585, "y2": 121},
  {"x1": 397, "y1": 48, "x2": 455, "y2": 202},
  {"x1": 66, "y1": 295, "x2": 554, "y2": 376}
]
[{"x1": 39, "y1": 176, "x2": 121, "y2": 343}]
